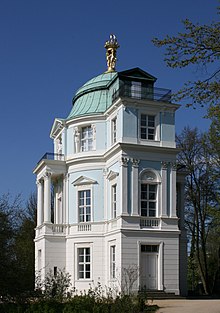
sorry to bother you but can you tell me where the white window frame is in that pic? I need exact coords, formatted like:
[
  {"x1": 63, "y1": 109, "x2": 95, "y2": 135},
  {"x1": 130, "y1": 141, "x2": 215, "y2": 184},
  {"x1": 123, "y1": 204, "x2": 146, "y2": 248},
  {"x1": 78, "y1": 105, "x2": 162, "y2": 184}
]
[
  {"x1": 139, "y1": 169, "x2": 160, "y2": 218},
  {"x1": 73, "y1": 176, "x2": 97, "y2": 224},
  {"x1": 78, "y1": 189, "x2": 91, "y2": 223},
  {"x1": 110, "y1": 245, "x2": 116, "y2": 279},
  {"x1": 107, "y1": 171, "x2": 119, "y2": 220},
  {"x1": 140, "y1": 114, "x2": 156, "y2": 140},
  {"x1": 111, "y1": 117, "x2": 117, "y2": 145},
  {"x1": 78, "y1": 247, "x2": 91, "y2": 280},
  {"x1": 112, "y1": 184, "x2": 117, "y2": 219},
  {"x1": 140, "y1": 184, "x2": 157, "y2": 217},
  {"x1": 81, "y1": 125, "x2": 94, "y2": 152}
]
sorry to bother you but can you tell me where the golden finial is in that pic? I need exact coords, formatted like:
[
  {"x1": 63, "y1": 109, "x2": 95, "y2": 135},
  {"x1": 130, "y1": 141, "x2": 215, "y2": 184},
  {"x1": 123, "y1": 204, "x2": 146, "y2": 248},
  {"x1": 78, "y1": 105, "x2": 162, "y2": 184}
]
[{"x1": 104, "y1": 34, "x2": 120, "y2": 73}]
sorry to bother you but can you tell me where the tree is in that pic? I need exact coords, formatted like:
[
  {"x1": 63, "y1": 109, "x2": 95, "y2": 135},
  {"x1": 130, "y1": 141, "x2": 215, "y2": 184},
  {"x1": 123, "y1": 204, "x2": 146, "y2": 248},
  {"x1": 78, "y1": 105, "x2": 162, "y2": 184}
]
[
  {"x1": 152, "y1": 8, "x2": 220, "y2": 110},
  {"x1": 176, "y1": 127, "x2": 220, "y2": 294},
  {"x1": 14, "y1": 193, "x2": 37, "y2": 294},
  {"x1": 36, "y1": 268, "x2": 72, "y2": 300},
  {"x1": 0, "y1": 192, "x2": 37, "y2": 298},
  {"x1": 0, "y1": 193, "x2": 22, "y2": 297}
]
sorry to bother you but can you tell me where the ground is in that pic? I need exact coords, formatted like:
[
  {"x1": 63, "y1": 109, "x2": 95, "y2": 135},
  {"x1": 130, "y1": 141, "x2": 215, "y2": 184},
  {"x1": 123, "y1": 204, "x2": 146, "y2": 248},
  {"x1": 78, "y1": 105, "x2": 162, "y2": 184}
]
[{"x1": 153, "y1": 299, "x2": 220, "y2": 313}]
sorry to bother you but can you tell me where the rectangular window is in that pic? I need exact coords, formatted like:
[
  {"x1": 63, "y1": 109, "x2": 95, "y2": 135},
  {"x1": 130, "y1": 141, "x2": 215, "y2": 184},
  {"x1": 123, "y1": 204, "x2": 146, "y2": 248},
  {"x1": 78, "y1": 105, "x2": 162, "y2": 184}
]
[
  {"x1": 141, "y1": 245, "x2": 159, "y2": 253},
  {"x1": 141, "y1": 114, "x2": 155, "y2": 140},
  {"x1": 112, "y1": 184, "x2": 117, "y2": 218},
  {"x1": 131, "y1": 81, "x2": 142, "y2": 99},
  {"x1": 110, "y1": 245, "x2": 116, "y2": 279},
  {"x1": 78, "y1": 247, "x2": 91, "y2": 279},
  {"x1": 78, "y1": 190, "x2": 91, "y2": 222},
  {"x1": 112, "y1": 118, "x2": 117, "y2": 144},
  {"x1": 81, "y1": 126, "x2": 93, "y2": 152},
  {"x1": 141, "y1": 184, "x2": 157, "y2": 217}
]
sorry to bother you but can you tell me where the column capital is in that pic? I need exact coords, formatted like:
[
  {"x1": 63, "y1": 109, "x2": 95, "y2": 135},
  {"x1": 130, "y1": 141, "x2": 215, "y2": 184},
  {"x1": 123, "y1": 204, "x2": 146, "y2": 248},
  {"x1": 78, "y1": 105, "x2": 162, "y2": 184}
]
[
  {"x1": 171, "y1": 162, "x2": 177, "y2": 171},
  {"x1": 64, "y1": 173, "x2": 70, "y2": 182},
  {"x1": 120, "y1": 157, "x2": 129, "y2": 167},
  {"x1": 36, "y1": 178, "x2": 43, "y2": 185},
  {"x1": 161, "y1": 161, "x2": 168, "y2": 170},
  {"x1": 131, "y1": 158, "x2": 140, "y2": 167},
  {"x1": 44, "y1": 172, "x2": 52, "y2": 180}
]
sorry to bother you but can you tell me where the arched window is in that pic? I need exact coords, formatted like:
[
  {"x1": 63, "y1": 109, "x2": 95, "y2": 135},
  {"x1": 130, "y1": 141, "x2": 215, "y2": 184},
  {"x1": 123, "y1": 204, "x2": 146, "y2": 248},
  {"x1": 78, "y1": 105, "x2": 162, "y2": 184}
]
[{"x1": 140, "y1": 170, "x2": 159, "y2": 217}]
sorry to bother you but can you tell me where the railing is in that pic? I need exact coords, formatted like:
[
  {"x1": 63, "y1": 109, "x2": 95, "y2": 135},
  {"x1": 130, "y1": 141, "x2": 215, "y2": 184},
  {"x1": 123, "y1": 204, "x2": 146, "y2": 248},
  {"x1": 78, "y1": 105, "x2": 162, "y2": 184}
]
[
  {"x1": 38, "y1": 152, "x2": 65, "y2": 164},
  {"x1": 52, "y1": 224, "x2": 65, "y2": 233},
  {"x1": 140, "y1": 218, "x2": 160, "y2": 228},
  {"x1": 78, "y1": 223, "x2": 92, "y2": 231},
  {"x1": 112, "y1": 85, "x2": 172, "y2": 103}
]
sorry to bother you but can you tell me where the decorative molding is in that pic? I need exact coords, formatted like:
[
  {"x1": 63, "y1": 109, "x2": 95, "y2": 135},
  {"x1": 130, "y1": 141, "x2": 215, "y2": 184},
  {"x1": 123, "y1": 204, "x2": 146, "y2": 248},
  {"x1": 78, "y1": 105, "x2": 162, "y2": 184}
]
[
  {"x1": 72, "y1": 175, "x2": 97, "y2": 186},
  {"x1": 131, "y1": 158, "x2": 140, "y2": 167},
  {"x1": 91, "y1": 124, "x2": 96, "y2": 141},
  {"x1": 120, "y1": 157, "x2": 129, "y2": 166},
  {"x1": 64, "y1": 173, "x2": 70, "y2": 182},
  {"x1": 107, "y1": 170, "x2": 119, "y2": 181},
  {"x1": 36, "y1": 179, "x2": 42, "y2": 185},
  {"x1": 161, "y1": 161, "x2": 168, "y2": 170},
  {"x1": 171, "y1": 162, "x2": 177, "y2": 171},
  {"x1": 44, "y1": 172, "x2": 52, "y2": 180}
]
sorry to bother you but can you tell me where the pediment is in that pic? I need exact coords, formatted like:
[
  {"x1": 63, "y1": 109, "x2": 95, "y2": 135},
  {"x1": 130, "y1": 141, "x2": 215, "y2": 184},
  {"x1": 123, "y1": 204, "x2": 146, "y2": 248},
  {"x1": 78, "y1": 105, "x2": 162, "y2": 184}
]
[
  {"x1": 119, "y1": 67, "x2": 157, "y2": 82},
  {"x1": 50, "y1": 119, "x2": 65, "y2": 139},
  {"x1": 107, "y1": 170, "x2": 119, "y2": 181},
  {"x1": 72, "y1": 176, "x2": 97, "y2": 186}
]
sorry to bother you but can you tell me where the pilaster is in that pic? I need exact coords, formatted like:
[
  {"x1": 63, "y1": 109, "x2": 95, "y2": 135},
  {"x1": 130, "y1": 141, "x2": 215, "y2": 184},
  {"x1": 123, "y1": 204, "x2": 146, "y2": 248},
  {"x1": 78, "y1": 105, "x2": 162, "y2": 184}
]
[
  {"x1": 43, "y1": 172, "x2": 52, "y2": 223},
  {"x1": 170, "y1": 162, "x2": 177, "y2": 217},
  {"x1": 36, "y1": 179, "x2": 43, "y2": 226},
  {"x1": 120, "y1": 157, "x2": 129, "y2": 215},
  {"x1": 131, "y1": 158, "x2": 139, "y2": 216},
  {"x1": 161, "y1": 161, "x2": 168, "y2": 217}
]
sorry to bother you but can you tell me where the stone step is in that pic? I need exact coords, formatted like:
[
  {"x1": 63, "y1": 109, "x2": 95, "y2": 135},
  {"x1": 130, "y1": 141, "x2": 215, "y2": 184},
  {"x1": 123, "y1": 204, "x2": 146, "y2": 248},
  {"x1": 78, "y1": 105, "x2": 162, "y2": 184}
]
[{"x1": 143, "y1": 290, "x2": 184, "y2": 300}]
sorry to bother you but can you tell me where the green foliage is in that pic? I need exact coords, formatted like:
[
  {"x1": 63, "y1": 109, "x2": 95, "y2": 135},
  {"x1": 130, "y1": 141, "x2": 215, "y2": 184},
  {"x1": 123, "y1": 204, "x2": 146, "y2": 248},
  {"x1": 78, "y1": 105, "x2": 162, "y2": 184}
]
[
  {"x1": 0, "y1": 193, "x2": 36, "y2": 299},
  {"x1": 152, "y1": 8, "x2": 220, "y2": 109},
  {"x1": 177, "y1": 127, "x2": 220, "y2": 294},
  {"x1": 0, "y1": 287, "x2": 156, "y2": 313}
]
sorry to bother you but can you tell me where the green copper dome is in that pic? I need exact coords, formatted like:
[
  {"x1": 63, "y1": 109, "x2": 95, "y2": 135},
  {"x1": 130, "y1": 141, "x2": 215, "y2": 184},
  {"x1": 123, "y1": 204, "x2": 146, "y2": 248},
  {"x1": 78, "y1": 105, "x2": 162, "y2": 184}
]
[{"x1": 67, "y1": 72, "x2": 118, "y2": 119}]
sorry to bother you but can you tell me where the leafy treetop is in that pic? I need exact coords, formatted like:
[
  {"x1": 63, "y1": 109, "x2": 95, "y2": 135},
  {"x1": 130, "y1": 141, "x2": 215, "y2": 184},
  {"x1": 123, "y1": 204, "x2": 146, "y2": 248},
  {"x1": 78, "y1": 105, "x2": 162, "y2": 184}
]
[{"x1": 152, "y1": 8, "x2": 220, "y2": 109}]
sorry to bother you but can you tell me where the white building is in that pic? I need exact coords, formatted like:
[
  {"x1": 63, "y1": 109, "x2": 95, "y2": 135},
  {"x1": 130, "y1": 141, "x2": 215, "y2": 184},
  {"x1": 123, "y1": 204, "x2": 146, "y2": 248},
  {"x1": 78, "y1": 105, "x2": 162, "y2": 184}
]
[{"x1": 34, "y1": 36, "x2": 187, "y2": 296}]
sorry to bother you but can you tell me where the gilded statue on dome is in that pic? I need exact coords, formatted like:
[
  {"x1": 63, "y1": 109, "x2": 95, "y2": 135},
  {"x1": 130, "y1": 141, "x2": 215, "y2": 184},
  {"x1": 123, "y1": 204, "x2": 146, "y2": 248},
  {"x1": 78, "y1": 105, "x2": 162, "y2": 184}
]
[{"x1": 104, "y1": 34, "x2": 120, "y2": 72}]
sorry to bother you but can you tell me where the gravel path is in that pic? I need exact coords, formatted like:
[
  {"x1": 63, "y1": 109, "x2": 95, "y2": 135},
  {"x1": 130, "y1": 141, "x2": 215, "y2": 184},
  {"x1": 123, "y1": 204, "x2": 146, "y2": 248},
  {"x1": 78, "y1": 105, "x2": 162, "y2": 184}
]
[{"x1": 153, "y1": 299, "x2": 220, "y2": 313}]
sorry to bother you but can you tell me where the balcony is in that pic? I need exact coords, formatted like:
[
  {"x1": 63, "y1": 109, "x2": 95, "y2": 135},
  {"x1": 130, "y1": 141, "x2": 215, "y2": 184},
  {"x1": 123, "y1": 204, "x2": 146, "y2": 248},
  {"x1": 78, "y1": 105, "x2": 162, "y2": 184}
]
[
  {"x1": 140, "y1": 217, "x2": 161, "y2": 228},
  {"x1": 37, "y1": 152, "x2": 65, "y2": 164},
  {"x1": 112, "y1": 84, "x2": 172, "y2": 103}
]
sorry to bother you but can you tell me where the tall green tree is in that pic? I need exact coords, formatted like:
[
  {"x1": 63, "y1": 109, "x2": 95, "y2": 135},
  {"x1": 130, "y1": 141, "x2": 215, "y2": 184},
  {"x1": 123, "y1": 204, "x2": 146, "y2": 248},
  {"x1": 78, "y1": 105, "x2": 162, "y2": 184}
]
[
  {"x1": 176, "y1": 127, "x2": 220, "y2": 294},
  {"x1": 14, "y1": 193, "x2": 37, "y2": 294},
  {"x1": 152, "y1": 8, "x2": 220, "y2": 110},
  {"x1": 0, "y1": 192, "x2": 37, "y2": 298},
  {"x1": 0, "y1": 193, "x2": 22, "y2": 297}
]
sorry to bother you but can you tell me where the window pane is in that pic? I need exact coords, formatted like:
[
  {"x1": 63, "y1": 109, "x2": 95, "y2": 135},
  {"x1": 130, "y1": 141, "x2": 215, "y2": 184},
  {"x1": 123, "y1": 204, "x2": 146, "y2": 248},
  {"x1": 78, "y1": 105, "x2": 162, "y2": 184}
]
[
  {"x1": 149, "y1": 209, "x2": 156, "y2": 217},
  {"x1": 86, "y1": 248, "x2": 90, "y2": 255},
  {"x1": 149, "y1": 202, "x2": 156, "y2": 209},
  {"x1": 86, "y1": 271, "x2": 90, "y2": 278},
  {"x1": 141, "y1": 208, "x2": 148, "y2": 216}
]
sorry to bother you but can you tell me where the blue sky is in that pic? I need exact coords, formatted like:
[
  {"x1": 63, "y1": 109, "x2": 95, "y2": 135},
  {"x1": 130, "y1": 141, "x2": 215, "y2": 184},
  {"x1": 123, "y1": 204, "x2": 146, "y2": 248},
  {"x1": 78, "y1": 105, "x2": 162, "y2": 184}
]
[{"x1": 0, "y1": 0, "x2": 218, "y2": 200}]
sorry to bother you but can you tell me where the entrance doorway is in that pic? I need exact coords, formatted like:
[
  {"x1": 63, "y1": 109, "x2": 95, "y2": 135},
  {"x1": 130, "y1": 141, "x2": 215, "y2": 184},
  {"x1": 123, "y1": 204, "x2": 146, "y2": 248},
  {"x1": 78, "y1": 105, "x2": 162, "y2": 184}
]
[{"x1": 140, "y1": 245, "x2": 158, "y2": 290}]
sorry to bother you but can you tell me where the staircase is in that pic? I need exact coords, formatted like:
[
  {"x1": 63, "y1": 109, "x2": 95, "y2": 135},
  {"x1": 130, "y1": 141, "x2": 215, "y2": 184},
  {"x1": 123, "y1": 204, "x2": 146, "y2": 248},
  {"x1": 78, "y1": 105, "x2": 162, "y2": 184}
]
[{"x1": 145, "y1": 290, "x2": 184, "y2": 300}]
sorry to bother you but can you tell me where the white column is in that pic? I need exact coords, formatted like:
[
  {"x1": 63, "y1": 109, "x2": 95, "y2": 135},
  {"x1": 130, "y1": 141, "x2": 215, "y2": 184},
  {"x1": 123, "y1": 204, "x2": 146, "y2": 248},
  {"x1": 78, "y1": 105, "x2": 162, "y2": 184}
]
[
  {"x1": 64, "y1": 173, "x2": 69, "y2": 224},
  {"x1": 131, "y1": 158, "x2": 139, "y2": 216},
  {"x1": 44, "y1": 172, "x2": 52, "y2": 223},
  {"x1": 120, "y1": 157, "x2": 128, "y2": 215},
  {"x1": 103, "y1": 169, "x2": 108, "y2": 220},
  {"x1": 36, "y1": 179, "x2": 43, "y2": 226},
  {"x1": 161, "y1": 161, "x2": 168, "y2": 217},
  {"x1": 170, "y1": 162, "x2": 177, "y2": 217}
]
